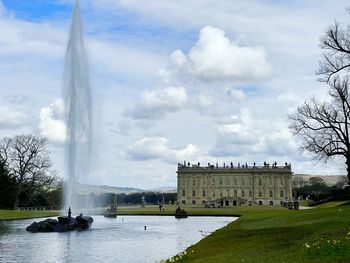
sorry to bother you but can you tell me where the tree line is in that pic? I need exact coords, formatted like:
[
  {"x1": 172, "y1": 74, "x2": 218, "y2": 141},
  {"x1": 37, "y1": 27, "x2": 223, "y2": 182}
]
[
  {"x1": 0, "y1": 135, "x2": 61, "y2": 209},
  {"x1": 293, "y1": 176, "x2": 349, "y2": 204},
  {"x1": 89, "y1": 192, "x2": 177, "y2": 208}
]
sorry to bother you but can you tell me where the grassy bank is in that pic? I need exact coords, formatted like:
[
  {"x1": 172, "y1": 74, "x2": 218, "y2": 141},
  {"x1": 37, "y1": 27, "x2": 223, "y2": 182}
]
[
  {"x1": 0, "y1": 210, "x2": 59, "y2": 220},
  {"x1": 118, "y1": 204, "x2": 350, "y2": 262},
  {"x1": 162, "y1": 202, "x2": 350, "y2": 263},
  {"x1": 117, "y1": 204, "x2": 283, "y2": 217}
]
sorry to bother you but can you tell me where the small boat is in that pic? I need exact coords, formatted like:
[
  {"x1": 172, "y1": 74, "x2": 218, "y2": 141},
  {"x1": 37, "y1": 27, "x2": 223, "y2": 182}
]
[{"x1": 175, "y1": 207, "x2": 188, "y2": 219}]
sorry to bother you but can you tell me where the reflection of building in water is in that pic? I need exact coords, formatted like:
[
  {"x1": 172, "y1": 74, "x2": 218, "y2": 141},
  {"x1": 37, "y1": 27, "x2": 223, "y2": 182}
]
[{"x1": 177, "y1": 161, "x2": 292, "y2": 206}]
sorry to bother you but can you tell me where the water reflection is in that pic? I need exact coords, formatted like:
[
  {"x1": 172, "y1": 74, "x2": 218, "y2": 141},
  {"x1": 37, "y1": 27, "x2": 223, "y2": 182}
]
[
  {"x1": 0, "y1": 216, "x2": 236, "y2": 263},
  {"x1": 0, "y1": 221, "x2": 10, "y2": 235}
]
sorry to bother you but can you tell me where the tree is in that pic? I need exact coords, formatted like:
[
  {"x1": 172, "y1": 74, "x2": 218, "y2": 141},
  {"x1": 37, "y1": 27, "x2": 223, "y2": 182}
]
[
  {"x1": 309, "y1": 177, "x2": 325, "y2": 185},
  {"x1": 317, "y1": 21, "x2": 350, "y2": 83},
  {"x1": 0, "y1": 161, "x2": 17, "y2": 209},
  {"x1": 0, "y1": 135, "x2": 57, "y2": 207},
  {"x1": 290, "y1": 17, "x2": 350, "y2": 186}
]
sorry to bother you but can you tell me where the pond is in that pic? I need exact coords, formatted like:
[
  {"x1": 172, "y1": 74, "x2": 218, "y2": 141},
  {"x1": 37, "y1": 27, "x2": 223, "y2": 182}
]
[{"x1": 0, "y1": 215, "x2": 237, "y2": 263}]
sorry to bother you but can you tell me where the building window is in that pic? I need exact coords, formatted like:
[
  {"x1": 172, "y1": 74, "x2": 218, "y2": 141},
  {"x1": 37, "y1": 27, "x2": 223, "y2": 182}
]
[
  {"x1": 182, "y1": 179, "x2": 186, "y2": 186},
  {"x1": 202, "y1": 190, "x2": 206, "y2": 197},
  {"x1": 280, "y1": 178, "x2": 284, "y2": 186},
  {"x1": 234, "y1": 178, "x2": 237, "y2": 185},
  {"x1": 192, "y1": 190, "x2": 196, "y2": 197},
  {"x1": 226, "y1": 178, "x2": 230, "y2": 185},
  {"x1": 280, "y1": 190, "x2": 284, "y2": 198},
  {"x1": 269, "y1": 177, "x2": 273, "y2": 186},
  {"x1": 248, "y1": 178, "x2": 252, "y2": 185},
  {"x1": 220, "y1": 191, "x2": 223, "y2": 197},
  {"x1": 181, "y1": 200, "x2": 186, "y2": 205},
  {"x1": 249, "y1": 190, "x2": 253, "y2": 197},
  {"x1": 258, "y1": 201, "x2": 263, "y2": 206},
  {"x1": 241, "y1": 178, "x2": 245, "y2": 186},
  {"x1": 234, "y1": 190, "x2": 237, "y2": 197},
  {"x1": 212, "y1": 191, "x2": 215, "y2": 197},
  {"x1": 192, "y1": 200, "x2": 196, "y2": 205},
  {"x1": 241, "y1": 190, "x2": 245, "y2": 197},
  {"x1": 182, "y1": 189, "x2": 186, "y2": 197},
  {"x1": 259, "y1": 178, "x2": 262, "y2": 186},
  {"x1": 192, "y1": 178, "x2": 196, "y2": 187},
  {"x1": 203, "y1": 179, "x2": 206, "y2": 186},
  {"x1": 219, "y1": 178, "x2": 223, "y2": 186},
  {"x1": 259, "y1": 191, "x2": 262, "y2": 198},
  {"x1": 269, "y1": 201, "x2": 273, "y2": 206},
  {"x1": 269, "y1": 190, "x2": 273, "y2": 198}
]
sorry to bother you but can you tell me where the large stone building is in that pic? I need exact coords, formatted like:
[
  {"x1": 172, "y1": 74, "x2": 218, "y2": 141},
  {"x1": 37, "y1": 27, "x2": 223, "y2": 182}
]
[{"x1": 177, "y1": 162, "x2": 293, "y2": 206}]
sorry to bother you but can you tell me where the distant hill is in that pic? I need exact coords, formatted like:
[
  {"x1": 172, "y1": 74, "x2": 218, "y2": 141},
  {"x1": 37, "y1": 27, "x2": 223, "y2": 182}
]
[
  {"x1": 293, "y1": 174, "x2": 345, "y2": 186},
  {"x1": 76, "y1": 184, "x2": 144, "y2": 195},
  {"x1": 149, "y1": 187, "x2": 177, "y2": 193},
  {"x1": 76, "y1": 184, "x2": 177, "y2": 195}
]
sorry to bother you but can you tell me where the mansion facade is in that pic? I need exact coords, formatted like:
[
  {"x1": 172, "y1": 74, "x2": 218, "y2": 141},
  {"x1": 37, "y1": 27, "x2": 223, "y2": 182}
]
[{"x1": 177, "y1": 162, "x2": 293, "y2": 206}]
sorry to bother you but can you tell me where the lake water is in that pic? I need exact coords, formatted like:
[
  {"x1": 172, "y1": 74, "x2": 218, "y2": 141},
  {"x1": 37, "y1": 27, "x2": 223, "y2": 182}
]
[{"x1": 0, "y1": 215, "x2": 237, "y2": 263}]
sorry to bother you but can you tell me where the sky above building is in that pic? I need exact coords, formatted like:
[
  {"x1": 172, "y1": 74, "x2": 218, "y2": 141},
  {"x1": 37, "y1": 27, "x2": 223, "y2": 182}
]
[{"x1": 0, "y1": 0, "x2": 348, "y2": 189}]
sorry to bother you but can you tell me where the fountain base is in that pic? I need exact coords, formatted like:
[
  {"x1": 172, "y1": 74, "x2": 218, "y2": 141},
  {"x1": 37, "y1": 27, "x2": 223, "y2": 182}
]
[{"x1": 26, "y1": 208, "x2": 93, "y2": 233}]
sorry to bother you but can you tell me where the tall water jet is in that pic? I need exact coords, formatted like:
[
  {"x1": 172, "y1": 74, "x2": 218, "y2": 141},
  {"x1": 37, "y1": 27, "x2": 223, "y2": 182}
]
[{"x1": 63, "y1": 0, "x2": 92, "y2": 211}]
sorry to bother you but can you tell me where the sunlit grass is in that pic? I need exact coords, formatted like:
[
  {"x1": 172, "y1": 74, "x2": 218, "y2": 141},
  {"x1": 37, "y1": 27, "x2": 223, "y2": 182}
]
[
  {"x1": 0, "y1": 210, "x2": 59, "y2": 220},
  {"x1": 163, "y1": 203, "x2": 350, "y2": 263}
]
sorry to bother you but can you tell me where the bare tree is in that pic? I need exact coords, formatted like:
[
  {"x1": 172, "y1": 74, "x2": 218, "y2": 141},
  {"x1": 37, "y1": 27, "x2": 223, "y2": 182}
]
[
  {"x1": 317, "y1": 22, "x2": 350, "y2": 83},
  {"x1": 290, "y1": 77, "x2": 350, "y2": 184},
  {"x1": 291, "y1": 13, "x2": 350, "y2": 186},
  {"x1": 0, "y1": 135, "x2": 56, "y2": 207}
]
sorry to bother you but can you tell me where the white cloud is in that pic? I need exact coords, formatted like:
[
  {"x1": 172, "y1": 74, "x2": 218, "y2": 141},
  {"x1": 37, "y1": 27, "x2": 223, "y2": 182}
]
[
  {"x1": 196, "y1": 93, "x2": 214, "y2": 111},
  {"x1": 127, "y1": 136, "x2": 199, "y2": 163},
  {"x1": 170, "y1": 49, "x2": 187, "y2": 67},
  {"x1": 211, "y1": 108, "x2": 297, "y2": 158},
  {"x1": 0, "y1": 0, "x2": 346, "y2": 187},
  {"x1": 183, "y1": 26, "x2": 272, "y2": 81},
  {"x1": 39, "y1": 98, "x2": 66, "y2": 144},
  {"x1": 227, "y1": 89, "x2": 246, "y2": 101},
  {"x1": 0, "y1": 106, "x2": 27, "y2": 128},
  {"x1": 124, "y1": 86, "x2": 188, "y2": 120}
]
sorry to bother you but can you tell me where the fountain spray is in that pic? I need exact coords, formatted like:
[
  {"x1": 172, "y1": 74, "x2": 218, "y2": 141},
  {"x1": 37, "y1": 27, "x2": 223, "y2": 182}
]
[{"x1": 64, "y1": 0, "x2": 92, "y2": 212}]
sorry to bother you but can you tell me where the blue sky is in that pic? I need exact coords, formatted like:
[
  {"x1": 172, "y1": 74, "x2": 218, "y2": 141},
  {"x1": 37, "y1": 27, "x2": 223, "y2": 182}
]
[
  {"x1": 2, "y1": 0, "x2": 70, "y2": 21},
  {"x1": 0, "y1": 0, "x2": 349, "y2": 188}
]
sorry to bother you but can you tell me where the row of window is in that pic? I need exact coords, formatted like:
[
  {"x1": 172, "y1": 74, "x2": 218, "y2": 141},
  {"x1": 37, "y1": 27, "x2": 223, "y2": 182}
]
[
  {"x1": 181, "y1": 177, "x2": 285, "y2": 187},
  {"x1": 181, "y1": 200, "x2": 281, "y2": 206},
  {"x1": 182, "y1": 189, "x2": 285, "y2": 198}
]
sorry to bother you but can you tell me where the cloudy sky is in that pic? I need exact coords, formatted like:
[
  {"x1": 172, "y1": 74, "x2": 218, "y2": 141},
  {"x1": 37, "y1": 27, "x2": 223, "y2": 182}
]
[{"x1": 0, "y1": 0, "x2": 349, "y2": 189}]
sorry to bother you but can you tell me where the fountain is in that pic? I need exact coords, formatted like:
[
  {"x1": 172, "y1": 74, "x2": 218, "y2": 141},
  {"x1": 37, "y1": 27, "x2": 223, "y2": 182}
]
[
  {"x1": 63, "y1": 0, "x2": 92, "y2": 212},
  {"x1": 26, "y1": 207, "x2": 93, "y2": 233},
  {"x1": 27, "y1": 0, "x2": 93, "y2": 232}
]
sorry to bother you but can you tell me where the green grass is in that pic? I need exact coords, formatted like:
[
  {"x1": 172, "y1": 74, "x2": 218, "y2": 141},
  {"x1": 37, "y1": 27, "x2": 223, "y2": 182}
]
[
  {"x1": 117, "y1": 204, "x2": 283, "y2": 217},
  {"x1": 118, "y1": 204, "x2": 350, "y2": 262},
  {"x1": 163, "y1": 204, "x2": 350, "y2": 263},
  {"x1": 0, "y1": 210, "x2": 59, "y2": 220},
  {"x1": 2, "y1": 203, "x2": 350, "y2": 262},
  {"x1": 315, "y1": 201, "x2": 349, "y2": 208}
]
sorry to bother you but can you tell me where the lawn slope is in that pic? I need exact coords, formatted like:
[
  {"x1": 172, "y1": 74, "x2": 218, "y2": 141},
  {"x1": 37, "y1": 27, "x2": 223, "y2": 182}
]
[{"x1": 166, "y1": 204, "x2": 350, "y2": 263}]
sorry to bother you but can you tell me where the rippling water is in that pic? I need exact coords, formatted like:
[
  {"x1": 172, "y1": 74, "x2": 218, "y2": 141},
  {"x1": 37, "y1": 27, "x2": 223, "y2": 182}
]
[{"x1": 0, "y1": 215, "x2": 236, "y2": 263}]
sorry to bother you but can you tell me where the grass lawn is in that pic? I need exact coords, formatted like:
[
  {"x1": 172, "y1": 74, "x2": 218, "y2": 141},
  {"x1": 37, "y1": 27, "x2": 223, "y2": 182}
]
[
  {"x1": 2, "y1": 203, "x2": 350, "y2": 262},
  {"x1": 118, "y1": 203, "x2": 350, "y2": 262},
  {"x1": 0, "y1": 210, "x2": 59, "y2": 220},
  {"x1": 159, "y1": 202, "x2": 350, "y2": 263}
]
